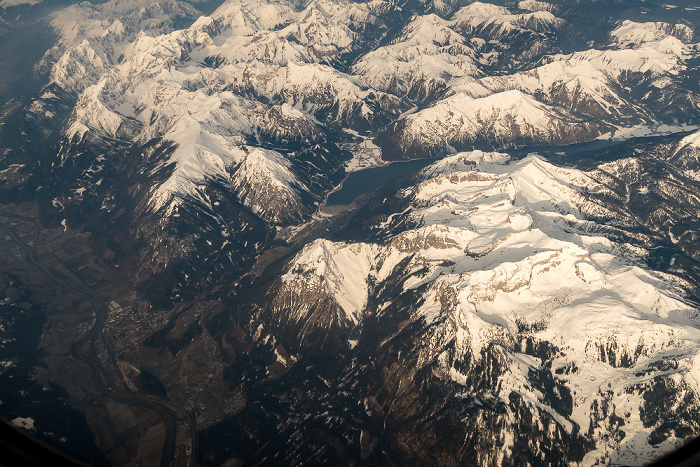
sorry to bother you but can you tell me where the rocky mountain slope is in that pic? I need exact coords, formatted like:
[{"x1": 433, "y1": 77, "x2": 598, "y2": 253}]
[{"x1": 243, "y1": 148, "x2": 700, "y2": 465}]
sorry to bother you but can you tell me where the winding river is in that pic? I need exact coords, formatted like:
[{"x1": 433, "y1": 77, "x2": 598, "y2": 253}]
[{"x1": 4, "y1": 228, "x2": 180, "y2": 467}]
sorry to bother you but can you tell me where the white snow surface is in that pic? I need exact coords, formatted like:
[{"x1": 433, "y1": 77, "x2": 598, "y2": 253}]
[
  {"x1": 353, "y1": 2, "x2": 568, "y2": 96},
  {"x1": 517, "y1": 0, "x2": 559, "y2": 13},
  {"x1": 451, "y1": 2, "x2": 565, "y2": 35},
  {"x1": 31, "y1": 2, "x2": 700, "y2": 460},
  {"x1": 42, "y1": 0, "x2": 201, "y2": 95},
  {"x1": 11, "y1": 417, "x2": 35, "y2": 431},
  {"x1": 611, "y1": 20, "x2": 694, "y2": 46},
  {"x1": 678, "y1": 130, "x2": 700, "y2": 150}
]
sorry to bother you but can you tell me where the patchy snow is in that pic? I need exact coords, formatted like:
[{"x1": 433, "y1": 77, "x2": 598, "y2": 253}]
[
  {"x1": 343, "y1": 131, "x2": 385, "y2": 172},
  {"x1": 558, "y1": 26, "x2": 693, "y2": 79},
  {"x1": 669, "y1": 228, "x2": 680, "y2": 244},
  {"x1": 611, "y1": 20, "x2": 694, "y2": 46},
  {"x1": 11, "y1": 417, "x2": 35, "y2": 431},
  {"x1": 452, "y1": 2, "x2": 565, "y2": 35},
  {"x1": 273, "y1": 347, "x2": 288, "y2": 367},
  {"x1": 353, "y1": 13, "x2": 481, "y2": 95},
  {"x1": 418, "y1": 150, "x2": 509, "y2": 180},
  {"x1": 48, "y1": 0, "x2": 700, "y2": 222},
  {"x1": 517, "y1": 0, "x2": 559, "y2": 13}
]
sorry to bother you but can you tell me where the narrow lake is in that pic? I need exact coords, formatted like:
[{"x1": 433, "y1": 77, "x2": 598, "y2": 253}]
[
  {"x1": 323, "y1": 133, "x2": 691, "y2": 208},
  {"x1": 506, "y1": 138, "x2": 624, "y2": 157},
  {"x1": 325, "y1": 158, "x2": 437, "y2": 206}
]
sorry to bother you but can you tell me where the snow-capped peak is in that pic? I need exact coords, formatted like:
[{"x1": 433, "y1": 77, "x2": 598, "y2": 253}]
[
  {"x1": 451, "y1": 1, "x2": 564, "y2": 35},
  {"x1": 677, "y1": 130, "x2": 700, "y2": 151},
  {"x1": 517, "y1": 0, "x2": 559, "y2": 14},
  {"x1": 611, "y1": 20, "x2": 695, "y2": 47}
]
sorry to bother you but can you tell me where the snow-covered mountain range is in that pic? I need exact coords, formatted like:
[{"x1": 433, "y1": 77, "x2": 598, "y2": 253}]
[
  {"x1": 32, "y1": 0, "x2": 700, "y2": 221},
  {"x1": 264, "y1": 149, "x2": 700, "y2": 465},
  {"x1": 2, "y1": 0, "x2": 700, "y2": 464}
]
